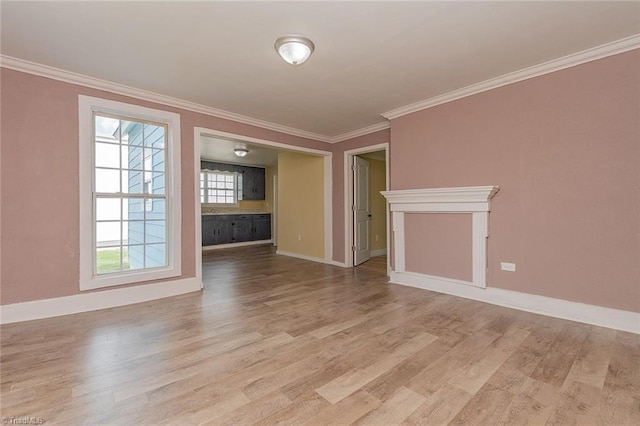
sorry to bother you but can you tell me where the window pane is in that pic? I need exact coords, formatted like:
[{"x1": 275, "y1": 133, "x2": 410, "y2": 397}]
[
  {"x1": 144, "y1": 123, "x2": 165, "y2": 148},
  {"x1": 96, "y1": 198, "x2": 121, "y2": 221},
  {"x1": 125, "y1": 197, "x2": 144, "y2": 220},
  {"x1": 126, "y1": 220, "x2": 145, "y2": 245},
  {"x1": 95, "y1": 142, "x2": 120, "y2": 168},
  {"x1": 96, "y1": 247, "x2": 122, "y2": 274},
  {"x1": 147, "y1": 199, "x2": 166, "y2": 220},
  {"x1": 225, "y1": 175, "x2": 234, "y2": 183},
  {"x1": 151, "y1": 173, "x2": 165, "y2": 194},
  {"x1": 125, "y1": 146, "x2": 144, "y2": 170},
  {"x1": 122, "y1": 121, "x2": 143, "y2": 145},
  {"x1": 95, "y1": 115, "x2": 119, "y2": 139},
  {"x1": 151, "y1": 148, "x2": 165, "y2": 172},
  {"x1": 96, "y1": 221, "x2": 121, "y2": 247},
  {"x1": 145, "y1": 244, "x2": 166, "y2": 268},
  {"x1": 124, "y1": 245, "x2": 145, "y2": 270},
  {"x1": 95, "y1": 168, "x2": 120, "y2": 193},
  {"x1": 146, "y1": 221, "x2": 166, "y2": 244},
  {"x1": 122, "y1": 170, "x2": 143, "y2": 194}
]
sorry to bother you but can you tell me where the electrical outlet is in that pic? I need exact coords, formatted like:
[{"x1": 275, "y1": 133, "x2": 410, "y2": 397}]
[
  {"x1": 375, "y1": 235, "x2": 379, "y2": 242},
  {"x1": 297, "y1": 234, "x2": 302, "y2": 241},
  {"x1": 501, "y1": 262, "x2": 516, "y2": 272}
]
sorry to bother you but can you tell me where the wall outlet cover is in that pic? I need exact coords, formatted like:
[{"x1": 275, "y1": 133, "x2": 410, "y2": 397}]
[{"x1": 501, "y1": 262, "x2": 516, "y2": 272}]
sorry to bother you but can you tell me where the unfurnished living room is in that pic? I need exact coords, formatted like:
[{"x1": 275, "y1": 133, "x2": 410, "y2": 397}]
[{"x1": 1, "y1": 1, "x2": 639, "y2": 425}]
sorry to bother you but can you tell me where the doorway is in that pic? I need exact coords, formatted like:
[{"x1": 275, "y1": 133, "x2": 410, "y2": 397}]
[
  {"x1": 194, "y1": 127, "x2": 333, "y2": 286},
  {"x1": 343, "y1": 143, "x2": 389, "y2": 272}
]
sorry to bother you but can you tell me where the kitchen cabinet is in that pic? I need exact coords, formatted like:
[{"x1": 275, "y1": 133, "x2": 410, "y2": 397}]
[
  {"x1": 252, "y1": 214, "x2": 272, "y2": 241},
  {"x1": 239, "y1": 167, "x2": 265, "y2": 200},
  {"x1": 202, "y1": 215, "x2": 233, "y2": 245},
  {"x1": 202, "y1": 213, "x2": 271, "y2": 246},
  {"x1": 232, "y1": 215, "x2": 253, "y2": 243}
]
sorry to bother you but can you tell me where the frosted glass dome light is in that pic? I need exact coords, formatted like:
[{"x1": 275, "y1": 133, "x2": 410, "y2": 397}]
[{"x1": 274, "y1": 36, "x2": 315, "y2": 66}]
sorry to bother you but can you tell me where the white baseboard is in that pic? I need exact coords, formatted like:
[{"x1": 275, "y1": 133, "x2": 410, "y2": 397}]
[
  {"x1": 390, "y1": 271, "x2": 640, "y2": 334},
  {"x1": 202, "y1": 240, "x2": 272, "y2": 250},
  {"x1": 371, "y1": 248, "x2": 388, "y2": 257},
  {"x1": 276, "y1": 250, "x2": 332, "y2": 265},
  {"x1": 0, "y1": 277, "x2": 203, "y2": 324},
  {"x1": 329, "y1": 260, "x2": 349, "y2": 268}
]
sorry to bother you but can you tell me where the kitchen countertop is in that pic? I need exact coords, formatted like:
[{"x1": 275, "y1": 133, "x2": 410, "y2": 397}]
[{"x1": 202, "y1": 211, "x2": 271, "y2": 216}]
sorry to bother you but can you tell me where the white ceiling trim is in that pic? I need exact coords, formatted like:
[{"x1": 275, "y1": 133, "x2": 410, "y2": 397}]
[
  {"x1": 0, "y1": 55, "x2": 334, "y2": 143},
  {"x1": 382, "y1": 34, "x2": 640, "y2": 120},
  {"x1": 330, "y1": 121, "x2": 390, "y2": 143}
]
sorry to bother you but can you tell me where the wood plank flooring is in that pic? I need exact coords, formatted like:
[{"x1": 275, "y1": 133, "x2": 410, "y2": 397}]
[{"x1": 1, "y1": 245, "x2": 639, "y2": 425}]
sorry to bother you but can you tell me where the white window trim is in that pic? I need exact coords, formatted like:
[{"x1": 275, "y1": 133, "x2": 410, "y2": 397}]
[
  {"x1": 200, "y1": 169, "x2": 239, "y2": 207},
  {"x1": 79, "y1": 95, "x2": 182, "y2": 291}
]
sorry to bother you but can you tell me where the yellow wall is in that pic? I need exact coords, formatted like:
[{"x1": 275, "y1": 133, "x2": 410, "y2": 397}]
[
  {"x1": 277, "y1": 152, "x2": 324, "y2": 259},
  {"x1": 368, "y1": 158, "x2": 387, "y2": 252}
]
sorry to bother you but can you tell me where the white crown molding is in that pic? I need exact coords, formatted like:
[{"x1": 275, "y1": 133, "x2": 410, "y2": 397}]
[
  {"x1": 390, "y1": 271, "x2": 640, "y2": 334},
  {"x1": 382, "y1": 34, "x2": 640, "y2": 120},
  {"x1": 330, "y1": 121, "x2": 390, "y2": 143},
  {"x1": 0, "y1": 277, "x2": 202, "y2": 324},
  {"x1": 0, "y1": 55, "x2": 334, "y2": 143}
]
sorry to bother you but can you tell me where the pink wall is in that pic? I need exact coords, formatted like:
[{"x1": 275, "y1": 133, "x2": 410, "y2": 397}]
[
  {"x1": 331, "y1": 129, "x2": 390, "y2": 263},
  {"x1": 391, "y1": 50, "x2": 640, "y2": 313},
  {"x1": 404, "y1": 213, "x2": 472, "y2": 281},
  {"x1": 0, "y1": 68, "x2": 327, "y2": 305}
]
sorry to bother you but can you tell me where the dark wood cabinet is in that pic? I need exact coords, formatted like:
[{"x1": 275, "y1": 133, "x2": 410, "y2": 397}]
[
  {"x1": 232, "y1": 215, "x2": 253, "y2": 243},
  {"x1": 239, "y1": 167, "x2": 265, "y2": 200},
  {"x1": 202, "y1": 213, "x2": 271, "y2": 246},
  {"x1": 253, "y1": 214, "x2": 272, "y2": 241},
  {"x1": 202, "y1": 215, "x2": 233, "y2": 245}
]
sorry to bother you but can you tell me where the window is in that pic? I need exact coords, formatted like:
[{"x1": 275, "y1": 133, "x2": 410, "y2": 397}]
[
  {"x1": 200, "y1": 170, "x2": 241, "y2": 205},
  {"x1": 79, "y1": 96, "x2": 181, "y2": 290}
]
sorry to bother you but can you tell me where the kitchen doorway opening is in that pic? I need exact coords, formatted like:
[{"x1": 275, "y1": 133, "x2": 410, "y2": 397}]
[{"x1": 194, "y1": 127, "x2": 333, "y2": 286}]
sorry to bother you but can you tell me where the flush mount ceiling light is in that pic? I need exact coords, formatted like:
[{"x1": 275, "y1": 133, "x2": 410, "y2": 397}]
[
  {"x1": 234, "y1": 148, "x2": 249, "y2": 157},
  {"x1": 274, "y1": 35, "x2": 315, "y2": 66}
]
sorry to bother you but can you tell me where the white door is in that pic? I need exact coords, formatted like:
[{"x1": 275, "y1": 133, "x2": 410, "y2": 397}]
[{"x1": 353, "y1": 156, "x2": 371, "y2": 265}]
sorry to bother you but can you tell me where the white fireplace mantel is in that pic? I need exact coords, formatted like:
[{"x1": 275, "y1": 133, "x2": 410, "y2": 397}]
[{"x1": 381, "y1": 186, "x2": 499, "y2": 288}]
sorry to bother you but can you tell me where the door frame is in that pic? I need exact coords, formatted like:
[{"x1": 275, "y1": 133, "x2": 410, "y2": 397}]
[
  {"x1": 343, "y1": 143, "x2": 390, "y2": 273},
  {"x1": 194, "y1": 127, "x2": 333, "y2": 285}
]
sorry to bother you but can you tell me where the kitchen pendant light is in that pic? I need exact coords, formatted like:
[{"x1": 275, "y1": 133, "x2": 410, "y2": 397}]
[{"x1": 274, "y1": 35, "x2": 315, "y2": 66}]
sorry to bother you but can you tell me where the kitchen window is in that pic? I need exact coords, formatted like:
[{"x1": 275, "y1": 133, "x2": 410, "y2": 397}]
[
  {"x1": 79, "y1": 96, "x2": 182, "y2": 290},
  {"x1": 200, "y1": 170, "x2": 241, "y2": 205}
]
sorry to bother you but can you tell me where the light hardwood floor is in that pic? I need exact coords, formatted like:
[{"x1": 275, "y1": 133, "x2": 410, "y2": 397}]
[{"x1": 1, "y1": 245, "x2": 639, "y2": 425}]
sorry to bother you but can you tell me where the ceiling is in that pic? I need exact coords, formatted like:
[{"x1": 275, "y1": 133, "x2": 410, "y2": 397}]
[
  {"x1": 200, "y1": 136, "x2": 280, "y2": 166},
  {"x1": 2, "y1": 2, "x2": 639, "y2": 140}
]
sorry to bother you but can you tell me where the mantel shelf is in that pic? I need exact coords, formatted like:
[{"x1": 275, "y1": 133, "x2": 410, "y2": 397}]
[{"x1": 381, "y1": 186, "x2": 499, "y2": 212}]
